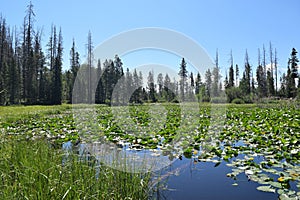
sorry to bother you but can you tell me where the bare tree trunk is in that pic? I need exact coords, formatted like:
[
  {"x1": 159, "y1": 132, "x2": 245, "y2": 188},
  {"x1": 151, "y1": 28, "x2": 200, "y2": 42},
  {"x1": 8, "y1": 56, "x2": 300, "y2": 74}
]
[
  {"x1": 275, "y1": 48, "x2": 278, "y2": 95},
  {"x1": 87, "y1": 31, "x2": 93, "y2": 104}
]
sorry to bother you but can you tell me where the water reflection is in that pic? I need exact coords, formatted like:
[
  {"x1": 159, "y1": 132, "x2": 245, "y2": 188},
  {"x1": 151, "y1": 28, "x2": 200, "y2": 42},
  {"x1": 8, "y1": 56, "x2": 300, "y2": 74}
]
[{"x1": 62, "y1": 141, "x2": 280, "y2": 200}]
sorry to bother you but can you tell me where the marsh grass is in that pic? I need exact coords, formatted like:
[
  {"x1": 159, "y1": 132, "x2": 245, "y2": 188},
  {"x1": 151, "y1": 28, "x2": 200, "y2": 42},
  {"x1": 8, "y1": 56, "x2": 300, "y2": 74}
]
[
  {"x1": 0, "y1": 138, "x2": 152, "y2": 199},
  {"x1": 0, "y1": 104, "x2": 71, "y2": 123}
]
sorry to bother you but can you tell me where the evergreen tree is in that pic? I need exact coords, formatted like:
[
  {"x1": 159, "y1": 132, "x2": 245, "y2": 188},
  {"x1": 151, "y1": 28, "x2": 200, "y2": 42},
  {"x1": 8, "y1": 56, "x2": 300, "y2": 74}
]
[
  {"x1": 195, "y1": 72, "x2": 202, "y2": 95},
  {"x1": 279, "y1": 73, "x2": 286, "y2": 97},
  {"x1": 69, "y1": 39, "x2": 80, "y2": 103},
  {"x1": 235, "y1": 64, "x2": 239, "y2": 86},
  {"x1": 95, "y1": 59, "x2": 105, "y2": 104},
  {"x1": 147, "y1": 70, "x2": 156, "y2": 102},
  {"x1": 188, "y1": 72, "x2": 195, "y2": 101},
  {"x1": 124, "y1": 68, "x2": 133, "y2": 104},
  {"x1": 131, "y1": 69, "x2": 140, "y2": 103},
  {"x1": 51, "y1": 28, "x2": 63, "y2": 105},
  {"x1": 224, "y1": 75, "x2": 229, "y2": 90},
  {"x1": 286, "y1": 66, "x2": 295, "y2": 98},
  {"x1": 33, "y1": 31, "x2": 45, "y2": 104},
  {"x1": 157, "y1": 73, "x2": 163, "y2": 99},
  {"x1": 267, "y1": 70, "x2": 275, "y2": 96},
  {"x1": 205, "y1": 69, "x2": 212, "y2": 98},
  {"x1": 178, "y1": 58, "x2": 188, "y2": 101},
  {"x1": 286, "y1": 48, "x2": 299, "y2": 98},
  {"x1": 240, "y1": 50, "x2": 251, "y2": 95},
  {"x1": 21, "y1": 2, "x2": 36, "y2": 104},
  {"x1": 256, "y1": 65, "x2": 267, "y2": 98},
  {"x1": 163, "y1": 73, "x2": 172, "y2": 101},
  {"x1": 113, "y1": 55, "x2": 123, "y2": 103},
  {"x1": 228, "y1": 65, "x2": 234, "y2": 88},
  {"x1": 212, "y1": 50, "x2": 221, "y2": 97},
  {"x1": 289, "y1": 48, "x2": 299, "y2": 79}
]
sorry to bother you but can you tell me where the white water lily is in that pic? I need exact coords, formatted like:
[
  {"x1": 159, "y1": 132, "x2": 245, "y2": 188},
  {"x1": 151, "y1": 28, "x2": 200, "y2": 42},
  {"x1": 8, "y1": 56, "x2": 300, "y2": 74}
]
[
  {"x1": 291, "y1": 149, "x2": 298, "y2": 154},
  {"x1": 245, "y1": 170, "x2": 254, "y2": 175}
]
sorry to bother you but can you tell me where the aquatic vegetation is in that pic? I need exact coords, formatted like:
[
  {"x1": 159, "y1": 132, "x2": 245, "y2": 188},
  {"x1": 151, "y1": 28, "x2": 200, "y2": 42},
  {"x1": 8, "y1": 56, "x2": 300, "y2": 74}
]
[
  {"x1": 0, "y1": 138, "x2": 152, "y2": 199},
  {"x1": 1, "y1": 103, "x2": 299, "y2": 198}
]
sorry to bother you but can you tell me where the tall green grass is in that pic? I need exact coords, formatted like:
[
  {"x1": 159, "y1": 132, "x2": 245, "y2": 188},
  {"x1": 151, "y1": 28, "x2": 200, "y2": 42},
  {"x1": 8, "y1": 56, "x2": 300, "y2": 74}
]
[
  {"x1": 0, "y1": 138, "x2": 152, "y2": 199},
  {"x1": 0, "y1": 104, "x2": 71, "y2": 123}
]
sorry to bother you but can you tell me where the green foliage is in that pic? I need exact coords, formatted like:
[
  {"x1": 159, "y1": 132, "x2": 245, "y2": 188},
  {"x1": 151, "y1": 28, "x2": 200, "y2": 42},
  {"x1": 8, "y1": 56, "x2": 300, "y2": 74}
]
[
  {"x1": 231, "y1": 98, "x2": 245, "y2": 104},
  {"x1": 210, "y1": 97, "x2": 227, "y2": 104},
  {"x1": 0, "y1": 138, "x2": 151, "y2": 199},
  {"x1": 1, "y1": 103, "x2": 300, "y2": 198},
  {"x1": 225, "y1": 87, "x2": 242, "y2": 103},
  {"x1": 178, "y1": 58, "x2": 188, "y2": 101}
]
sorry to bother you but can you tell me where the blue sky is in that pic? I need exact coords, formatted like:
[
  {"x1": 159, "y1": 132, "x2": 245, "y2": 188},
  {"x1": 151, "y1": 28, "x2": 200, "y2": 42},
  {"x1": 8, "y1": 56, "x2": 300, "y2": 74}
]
[{"x1": 1, "y1": 0, "x2": 299, "y2": 79}]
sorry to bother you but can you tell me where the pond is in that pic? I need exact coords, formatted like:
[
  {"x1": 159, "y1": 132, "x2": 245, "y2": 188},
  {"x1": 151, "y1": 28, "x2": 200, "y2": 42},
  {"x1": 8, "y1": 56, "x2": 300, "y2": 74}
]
[
  {"x1": 68, "y1": 104, "x2": 300, "y2": 199},
  {"x1": 2, "y1": 104, "x2": 298, "y2": 199},
  {"x1": 155, "y1": 157, "x2": 277, "y2": 200},
  {"x1": 63, "y1": 140, "x2": 297, "y2": 200}
]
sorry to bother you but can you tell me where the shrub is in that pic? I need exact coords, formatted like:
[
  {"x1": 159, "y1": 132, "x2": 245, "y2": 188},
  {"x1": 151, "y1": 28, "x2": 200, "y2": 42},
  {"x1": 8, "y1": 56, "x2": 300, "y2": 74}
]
[
  {"x1": 231, "y1": 98, "x2": 245, "y2": 104},
  {"x1": 225, "y1": 87, "x2": 243, "y2": 103}
]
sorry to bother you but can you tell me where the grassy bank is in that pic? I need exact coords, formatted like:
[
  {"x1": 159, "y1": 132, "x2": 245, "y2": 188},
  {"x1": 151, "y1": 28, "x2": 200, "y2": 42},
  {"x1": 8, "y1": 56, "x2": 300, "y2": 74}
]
[
  {"x1": 0, "y1": 138, "x2": 151, "y2": 199},
  {"x1": 0, "y1": 105, "x2": 152, "y2": 199}
]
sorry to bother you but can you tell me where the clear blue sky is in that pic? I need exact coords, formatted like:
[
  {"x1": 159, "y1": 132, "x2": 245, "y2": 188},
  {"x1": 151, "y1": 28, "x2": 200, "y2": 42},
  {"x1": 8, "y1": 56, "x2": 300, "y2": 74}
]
[{"x1": 1, "y1": 0, "x2": 299, "y2": 79}]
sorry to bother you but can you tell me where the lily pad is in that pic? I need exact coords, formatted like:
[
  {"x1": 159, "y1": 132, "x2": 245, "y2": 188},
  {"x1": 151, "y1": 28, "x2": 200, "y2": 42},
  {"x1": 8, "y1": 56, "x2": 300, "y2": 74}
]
[
  {"x1": 278, "y1": 194, "x2": 298, "y2": 200},
  {"x1": 256, "y1": 185, "x2": 275, "y2": 193},
  {"x1": 269, "y1": 181, "x2": 282, "y2": 189}
]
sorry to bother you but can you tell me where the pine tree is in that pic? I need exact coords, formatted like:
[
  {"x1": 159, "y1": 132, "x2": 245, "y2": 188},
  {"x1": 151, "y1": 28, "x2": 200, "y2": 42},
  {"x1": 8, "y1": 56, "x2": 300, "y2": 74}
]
[
  {"x1": 195, "y1": 72, "x2": 202, "y2": 95},
  {"x1": 51, "y1": 28, "x2": 63, "y2": 105},
  {"x1": 95, "y1": 59, "x2": 105, "y2": 104},
  {"x1": 228, "y1": 65, "x2": 234, "y2": 88},
  {"x1": 240, "y1": 50, "x2": 251, "y2": 95},
  {"x1": 69, "y1": 39, "x2": 80, "y2": 103},
  {"x1": 224, "y1": 74, "x2": 229, "y2": 90},
  {"x1": 235, "y1": 64, "x2": 239, "y2": 86},
  {"x1": 147, "y1": 70, "x2": 156, "y2": 102},
  {"x1": 267, "y1": 70, "x2": 275, "y2": 96},
  {"x1": 124, "y1": 68, "x2": 133, "y2": 104},
  {"x1": 157, "y1": 73, "x2": 163, "y2": 99},
  {"x1": 163, "y1": 73, "x2": 172, "y2": 101},
  {"x1": 21, "y1": 2, "x2": 36, "y2": 104},
  {"x1": 256, "y1": 65, "x2": 266, "y2": 98},
  {"x1": 178, "y1": 58, "x2": 188, "y2": 101},
  {"x1": 286, "y1": 66, "x2": 295, "y2": 98},
  {"x1": 33, "y1": 31, "x2": 45, "y2": 104},
  {"x1": 286, "y1": 48, "x2": 299, "y2": 98},
  {"x1": 131, "y1": 69, "x2": 140, "y2": 103},
  {"x1": 212, "y1": 50, "x2": 221, "y2": 97},
  {"x1": 289, "y1": 48, "x2": 299, "y2": 79},
  {"x1": 113, "y1": 55, "x2": 123, "y2": 104},
  {"x1": 188, "y1": 72, "x2": 195, "y2": 101},
  {"x1": 205, "y1": 69, "x2": 212, "y2": 98}
]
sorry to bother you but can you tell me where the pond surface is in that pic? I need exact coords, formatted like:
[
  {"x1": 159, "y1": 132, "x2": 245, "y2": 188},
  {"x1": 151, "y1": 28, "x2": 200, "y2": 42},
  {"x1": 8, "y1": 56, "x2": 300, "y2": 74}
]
[
  {"x1": 63, "y1": 141, "x2": 281, "y2": 200},
  {"x1": 62, "y1": 104, "x2": 300, "y2": 199},
  {"x1": 156, "y1": 157, "x2": 277, "y2": 200}
]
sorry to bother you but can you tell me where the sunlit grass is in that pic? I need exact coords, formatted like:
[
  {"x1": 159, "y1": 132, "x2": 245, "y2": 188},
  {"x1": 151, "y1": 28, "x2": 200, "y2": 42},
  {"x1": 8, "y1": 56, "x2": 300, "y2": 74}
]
[
  {"x1": 0, "y1": 104, "x2": 71, "y2": 123},
  {"x1": 0, "y1": 138, "x2": 152, "y2": 199}
]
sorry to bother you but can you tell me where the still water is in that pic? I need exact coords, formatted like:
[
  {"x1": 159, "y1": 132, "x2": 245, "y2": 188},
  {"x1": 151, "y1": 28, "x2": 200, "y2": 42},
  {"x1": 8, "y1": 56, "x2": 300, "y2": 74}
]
[
  {"x1": 156, "y1": 157, "x2": 277, "y2": 200},
  {"x1": 63, "y1": 141, "x2": 278, "y2": 200}
]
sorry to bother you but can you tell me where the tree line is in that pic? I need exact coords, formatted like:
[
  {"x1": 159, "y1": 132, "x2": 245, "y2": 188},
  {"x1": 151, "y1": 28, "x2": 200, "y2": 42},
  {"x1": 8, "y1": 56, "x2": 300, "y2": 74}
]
[
  {"x1": 0, "y1": 3, "x2": 62, "y2": 105},
  {"x1": 0, "y1": 3, "x2": 299, "y2": 105},
  {"x1": 224, "y1": 46, "x2": 299, "y2": 103}
]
